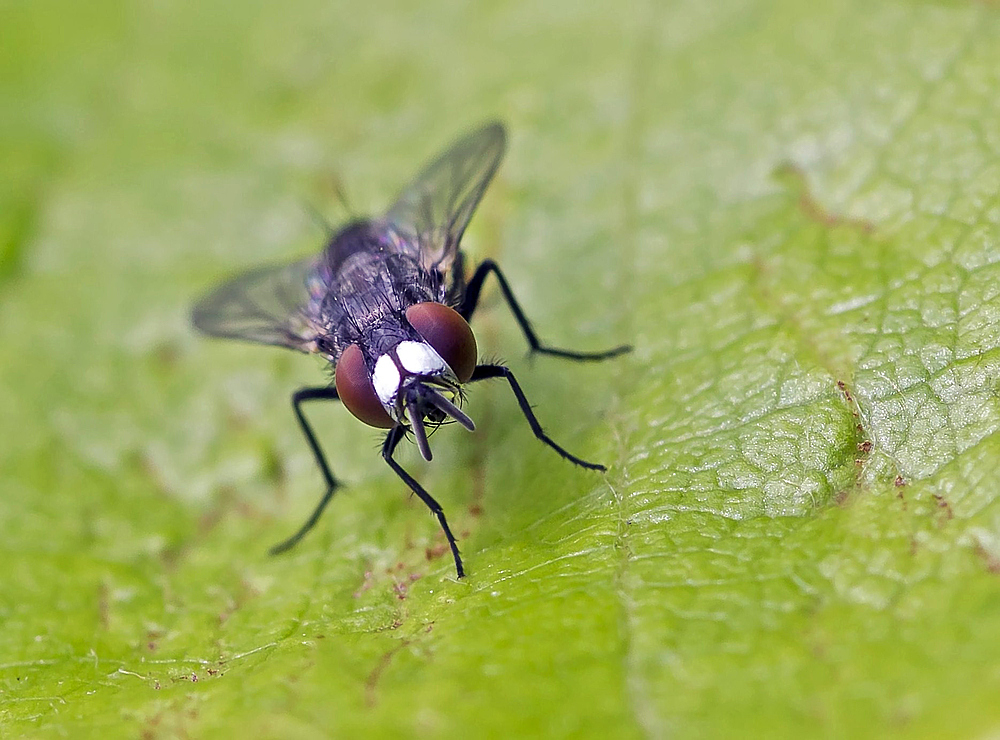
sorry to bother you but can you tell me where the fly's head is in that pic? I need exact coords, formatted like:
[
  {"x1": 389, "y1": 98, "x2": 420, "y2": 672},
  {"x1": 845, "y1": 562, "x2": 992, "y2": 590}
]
[{"x1": 335, "y1": 302, "x2": 478, "y2": 461}]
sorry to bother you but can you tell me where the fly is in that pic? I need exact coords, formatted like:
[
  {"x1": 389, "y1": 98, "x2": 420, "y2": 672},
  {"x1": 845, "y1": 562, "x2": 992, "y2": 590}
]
[{"x1": 192, "y1": 121, "x2": 629, "y2": 578}]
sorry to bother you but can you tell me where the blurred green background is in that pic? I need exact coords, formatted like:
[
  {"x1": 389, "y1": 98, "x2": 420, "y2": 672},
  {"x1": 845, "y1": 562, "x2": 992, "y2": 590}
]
[{"x1": 3, "y1": 0, "x2": 1000, "y2": 736}]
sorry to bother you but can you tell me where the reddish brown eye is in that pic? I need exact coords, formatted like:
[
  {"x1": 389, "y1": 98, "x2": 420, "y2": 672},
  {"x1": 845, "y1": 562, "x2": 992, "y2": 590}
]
[
  {"x1": 335, "y1": 344, "x2": 394, "y2": 428},
  {"x1": 406, "y1": 302, "x2": 477, "y2": 382}
]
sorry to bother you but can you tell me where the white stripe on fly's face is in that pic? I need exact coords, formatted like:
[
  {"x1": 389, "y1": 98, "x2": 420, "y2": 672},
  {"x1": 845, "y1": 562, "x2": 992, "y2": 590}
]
[
  {"x1": 396, "y1": 341, "x2": 449, "y2": 376},
  {"x1": 372, "y1": 354, "x2": 400, "y2": 407}
]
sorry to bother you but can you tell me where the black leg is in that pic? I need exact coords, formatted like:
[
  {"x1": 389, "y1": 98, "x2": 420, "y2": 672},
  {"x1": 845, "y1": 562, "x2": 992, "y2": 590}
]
[
  {"x1": 459, "y1": 259, "x2": 631, "y2": 361},
  {"x1": 269, "y1": 386, "x2": 342, "y2": 555},
  {"x1": 382, "y1": 426, "x2": 465, "y2": 578},
  {"x1": 470, "y1": 363, "x2": 606, "y2": 471}
]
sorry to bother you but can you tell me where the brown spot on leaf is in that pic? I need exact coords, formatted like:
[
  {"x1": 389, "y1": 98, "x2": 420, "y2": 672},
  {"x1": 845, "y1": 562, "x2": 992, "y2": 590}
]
[
  {"x1": 425, "y1": 543, "x2": 449, "y2": 561},
  {"x1": 976, "y1": 545, "x2": 1000, "y2": 575},
  {"x1": 775, "y1": 163, "x2": 876, "y2": 233},
  {"x1": 353, "y1": 570, "x2": 375, "y2": 598},
  {"x1": 365, "y1": 641, "x2": 410, "y2": 707},
  {"x1": 153, "y1": 341, "x2": 181, "y2": 369},
  {"x1": 932, "y1": 493, "x2": 954, "y2": 521},
  {"x1": 98, "y1": 583, "x2": 111, "y2": 630}
]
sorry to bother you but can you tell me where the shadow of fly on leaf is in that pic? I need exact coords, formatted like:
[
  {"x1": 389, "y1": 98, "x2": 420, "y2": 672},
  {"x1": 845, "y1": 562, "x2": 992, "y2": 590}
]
[{"x1": 192, "y1": 121, "x2": 630, "y2": 578}]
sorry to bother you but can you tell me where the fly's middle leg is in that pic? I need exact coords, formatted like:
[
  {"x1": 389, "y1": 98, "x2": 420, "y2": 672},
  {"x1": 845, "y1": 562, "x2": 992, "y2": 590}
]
[
  {"x1": 470, "y1": 363, "x2": 606, "y2": 471},
  {"x1": 458, "y1": 259, "x2": 631, "y2": 361}
]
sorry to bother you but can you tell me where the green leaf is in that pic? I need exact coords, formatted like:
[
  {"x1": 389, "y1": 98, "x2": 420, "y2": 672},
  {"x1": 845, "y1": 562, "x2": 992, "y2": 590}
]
[{"x1": 3, "y1": 0, "x2": 1000, "y2": 736}]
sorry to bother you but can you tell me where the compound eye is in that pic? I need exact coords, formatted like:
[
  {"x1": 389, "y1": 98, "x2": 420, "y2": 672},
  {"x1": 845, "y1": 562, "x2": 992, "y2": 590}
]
[
  {"x1": 405, "y1": 302, "x2": 477, "y2": 382},
  {"x1": 335, "y1": 344, "x2": 395, "y2": 428}
]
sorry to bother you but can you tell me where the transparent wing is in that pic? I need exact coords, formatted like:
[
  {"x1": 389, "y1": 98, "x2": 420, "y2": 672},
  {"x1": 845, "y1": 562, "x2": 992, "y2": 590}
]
[
  {"x1": 192, "y1": 256, "x2": 325, "y2": 353},
  {"x1": 383, "y1": 121, "x2": 506, "y2": 271}
]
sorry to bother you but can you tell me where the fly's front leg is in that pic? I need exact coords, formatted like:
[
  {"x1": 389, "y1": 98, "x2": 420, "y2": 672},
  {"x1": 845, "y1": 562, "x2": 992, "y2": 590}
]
[
  {"x1": 269, "y1": 386, "x2": 342, "y2": 555},
  {"x1": 382, "y1": 426, "x2": 465, "y2": 578},
  {"x1": 459, "y1": 259, "x2": 631, "y2": 361},
  {"x1": 470, "y1": 363, "x2": 606, "y2": 471}
]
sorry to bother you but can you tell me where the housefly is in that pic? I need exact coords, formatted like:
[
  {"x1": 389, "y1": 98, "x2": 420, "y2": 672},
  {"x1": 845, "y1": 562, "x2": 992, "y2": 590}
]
[{"x1": 192, "y1": 121, "x2": 629, "y2": 578}]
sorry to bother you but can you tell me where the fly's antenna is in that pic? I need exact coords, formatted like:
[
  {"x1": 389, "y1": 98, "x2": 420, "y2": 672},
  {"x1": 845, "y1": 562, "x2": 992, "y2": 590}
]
[
  {"x1": 424, "y1": 387, "x2": 475, "y2": 432},
  {"x1": 406, "y1": 400, "x2": 433, "y2": 462}
]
